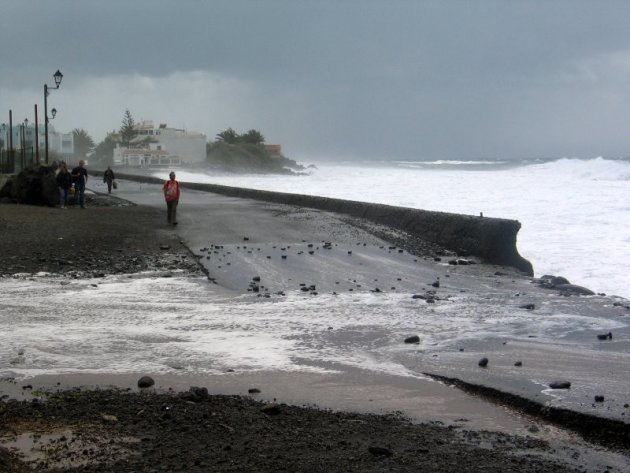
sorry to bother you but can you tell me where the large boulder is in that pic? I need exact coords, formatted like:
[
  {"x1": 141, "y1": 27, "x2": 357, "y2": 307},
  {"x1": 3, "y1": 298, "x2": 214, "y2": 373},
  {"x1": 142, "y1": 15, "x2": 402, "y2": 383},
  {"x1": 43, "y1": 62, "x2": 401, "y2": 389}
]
[{"x1": 0, "y1": 165, "x2": 58, "y2": 206}]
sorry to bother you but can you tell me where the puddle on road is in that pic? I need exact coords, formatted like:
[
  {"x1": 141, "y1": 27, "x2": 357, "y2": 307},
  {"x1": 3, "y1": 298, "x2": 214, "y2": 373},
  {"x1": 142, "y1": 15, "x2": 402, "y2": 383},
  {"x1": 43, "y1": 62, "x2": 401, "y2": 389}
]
[{"x1": 0, "y1": 421, "x2": 140, "y2": 470}]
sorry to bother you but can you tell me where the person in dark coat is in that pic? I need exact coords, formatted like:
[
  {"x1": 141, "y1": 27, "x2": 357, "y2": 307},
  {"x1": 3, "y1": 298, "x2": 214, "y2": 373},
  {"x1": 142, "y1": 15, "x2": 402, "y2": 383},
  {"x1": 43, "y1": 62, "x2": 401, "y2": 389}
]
[
  {"x1": 71, "y1": 160, "x2": 89, "y2": 208},
  {"x1": 103, "y1": 166, "x2": 115, "y2": 193},
  {"x1": 56, "y1": 162, "x2": 72, "y2": 208}
]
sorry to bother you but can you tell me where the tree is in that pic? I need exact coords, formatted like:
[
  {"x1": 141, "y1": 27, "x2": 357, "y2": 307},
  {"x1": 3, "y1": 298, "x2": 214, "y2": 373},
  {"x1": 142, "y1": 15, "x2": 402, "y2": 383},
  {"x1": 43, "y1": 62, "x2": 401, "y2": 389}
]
[
  {"x1": 241, "y1": 129, "x2": 265, "y2": 145},
  {"x1": 119, "y1": 109, "x2": 137, "y2": 147},
  {"x1": 72, "y1": 128, "x2": 95, "y2": 160},
  {"x1": 216, "y1": 128, "x2": 239, "y2": 144},
  {"x1": 94, "y1": 131, "x2": 118, "y2": 166}
]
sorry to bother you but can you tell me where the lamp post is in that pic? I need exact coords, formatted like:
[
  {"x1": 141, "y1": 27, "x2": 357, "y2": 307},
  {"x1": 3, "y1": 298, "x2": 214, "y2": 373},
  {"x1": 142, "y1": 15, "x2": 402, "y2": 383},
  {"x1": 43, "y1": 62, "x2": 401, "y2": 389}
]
[
  {"x1": 23, "y1": 118, "x2": 30, "y2": 165},
  {"x1": 44, "y1": 69, "x2": 63, "y2": 164},
  {"x1": 0, "y1": 124, "x2": 5, "y2": 171},
  {"x1": 19, "y1": 121, "x2": 25, "y2": 168},
  {"x1": 34, "y1": 104, "x2": 39, "y2": 164}
]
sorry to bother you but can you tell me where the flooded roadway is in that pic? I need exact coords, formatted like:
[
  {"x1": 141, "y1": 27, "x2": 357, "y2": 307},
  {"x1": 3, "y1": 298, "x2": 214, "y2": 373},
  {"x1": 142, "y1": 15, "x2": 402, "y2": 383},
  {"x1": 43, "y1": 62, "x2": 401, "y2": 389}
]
[{"x1": 1, "y1": 179, "x2": 629, "y2": 470}]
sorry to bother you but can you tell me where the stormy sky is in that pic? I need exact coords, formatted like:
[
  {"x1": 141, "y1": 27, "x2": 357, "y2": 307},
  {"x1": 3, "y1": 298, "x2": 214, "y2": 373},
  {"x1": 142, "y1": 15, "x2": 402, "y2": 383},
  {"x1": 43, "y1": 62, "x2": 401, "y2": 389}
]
[{"x1": 2, "y1": 0, "x2": 630, "y2": 161}]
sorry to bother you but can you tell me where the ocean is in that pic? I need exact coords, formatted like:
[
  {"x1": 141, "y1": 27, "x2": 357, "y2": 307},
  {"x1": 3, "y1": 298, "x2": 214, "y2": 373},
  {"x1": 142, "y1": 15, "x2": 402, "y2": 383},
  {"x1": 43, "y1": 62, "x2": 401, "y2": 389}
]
[{"x1": 169, "y1": 157, "x2": 630, "y2": 300}]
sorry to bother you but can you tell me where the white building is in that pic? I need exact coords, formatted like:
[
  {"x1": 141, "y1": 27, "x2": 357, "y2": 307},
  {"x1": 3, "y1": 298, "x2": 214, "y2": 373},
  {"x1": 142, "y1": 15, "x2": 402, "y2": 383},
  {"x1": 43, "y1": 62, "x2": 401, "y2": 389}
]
[
  {"x1": 128, "y1": 120, "x2": 206, "y2": 165},
  {"x1": 113, "y1": 145, "x2": 183, "y2": 167},
  {"x1": 1, "y1": 123, "x2": 73, "y2": 160},
  {"x1": 45, "y1": 125, "x2": 74, "y2": 158}
]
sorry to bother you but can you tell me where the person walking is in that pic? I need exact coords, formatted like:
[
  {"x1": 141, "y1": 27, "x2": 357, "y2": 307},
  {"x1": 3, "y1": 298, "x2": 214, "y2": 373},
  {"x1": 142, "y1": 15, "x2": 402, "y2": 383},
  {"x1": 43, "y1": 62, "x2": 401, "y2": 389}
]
[
  {"x1": 56, "y1": 162, "x2": 72, "y2": 208},
  {"x1": 103, "y1": 166, "x2": 115, "y2": 193},
  {"x1": 71, "y1": 160, "x2": 89, "y2": 208},
  {"x1": 162, "y1": 171, "x2": 180, "y2": 226}
]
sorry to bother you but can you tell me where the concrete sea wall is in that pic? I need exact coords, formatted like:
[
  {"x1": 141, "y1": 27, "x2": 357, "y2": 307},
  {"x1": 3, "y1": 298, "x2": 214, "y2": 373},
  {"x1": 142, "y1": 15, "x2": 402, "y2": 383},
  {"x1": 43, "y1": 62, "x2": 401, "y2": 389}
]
[{"x1": 115, "y1": 172, "x2": 534, "y2": 275}]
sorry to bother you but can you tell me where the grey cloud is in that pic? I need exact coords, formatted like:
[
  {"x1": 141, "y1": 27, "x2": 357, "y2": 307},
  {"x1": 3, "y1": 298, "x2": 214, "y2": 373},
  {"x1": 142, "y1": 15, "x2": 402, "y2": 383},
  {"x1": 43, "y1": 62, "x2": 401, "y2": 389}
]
[{"x1": 2, "y1": 1, "x2": 630, "y2": 160}]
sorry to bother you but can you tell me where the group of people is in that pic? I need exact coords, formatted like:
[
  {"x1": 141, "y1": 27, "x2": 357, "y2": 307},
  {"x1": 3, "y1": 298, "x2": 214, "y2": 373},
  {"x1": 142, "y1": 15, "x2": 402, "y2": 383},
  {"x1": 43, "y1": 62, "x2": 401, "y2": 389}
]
[
  {"x1": 56, "y1": 160, "x2": 89, "y2": 208},
  {"x1": 55, "y1": 161, "x2": 181, "y2": 227}
]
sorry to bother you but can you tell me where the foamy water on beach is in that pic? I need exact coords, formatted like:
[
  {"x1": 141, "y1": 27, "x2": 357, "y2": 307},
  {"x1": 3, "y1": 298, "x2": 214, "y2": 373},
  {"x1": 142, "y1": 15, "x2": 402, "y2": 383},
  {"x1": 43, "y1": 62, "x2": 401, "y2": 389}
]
[
  {"x1": 168, "y1": 157, "x2": 630, "y2": 299},
  {"x1": 1, "y1": 272, "x2": 626, "y2": 381}
]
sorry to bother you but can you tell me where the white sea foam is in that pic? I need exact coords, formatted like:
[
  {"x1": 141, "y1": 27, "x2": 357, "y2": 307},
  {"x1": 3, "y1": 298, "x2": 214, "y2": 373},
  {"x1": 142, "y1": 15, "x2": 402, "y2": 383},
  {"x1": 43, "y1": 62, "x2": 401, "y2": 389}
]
[
  {"x1": 168, "y1": 157, "x2": 630, "y2": 298},
  {"x1": 1, "y1": 272, "x2": 626, "y2": 380}
]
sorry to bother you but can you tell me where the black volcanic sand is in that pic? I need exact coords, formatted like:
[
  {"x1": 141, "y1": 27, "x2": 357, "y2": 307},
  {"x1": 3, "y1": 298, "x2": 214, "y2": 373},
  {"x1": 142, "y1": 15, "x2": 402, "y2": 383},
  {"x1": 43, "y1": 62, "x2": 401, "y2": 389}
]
[
  {"x1": 0, "y1": 194, "x2": 201, "y2": 278},
  {"x1": 0, "y1": 195, "x2": 613, "y2": 472},
  {"x1": 0, "y1": 388, "x2": 572, "y2": 473}
]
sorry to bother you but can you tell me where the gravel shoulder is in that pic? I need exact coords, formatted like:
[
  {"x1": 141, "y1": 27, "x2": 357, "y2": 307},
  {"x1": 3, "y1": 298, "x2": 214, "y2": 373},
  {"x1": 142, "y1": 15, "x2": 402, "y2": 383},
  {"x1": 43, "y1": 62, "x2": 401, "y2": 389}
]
[{"x1": 0, "y1": 194, "x2": 201, "y2": 278}]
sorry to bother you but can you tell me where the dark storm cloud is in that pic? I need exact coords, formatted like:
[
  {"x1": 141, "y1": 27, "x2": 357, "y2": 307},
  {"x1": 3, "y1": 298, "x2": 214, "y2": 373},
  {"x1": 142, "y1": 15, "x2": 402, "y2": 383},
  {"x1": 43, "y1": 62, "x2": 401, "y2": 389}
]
[{"x1": 2, "y1": 0, "x2": 630, "y2": 160}]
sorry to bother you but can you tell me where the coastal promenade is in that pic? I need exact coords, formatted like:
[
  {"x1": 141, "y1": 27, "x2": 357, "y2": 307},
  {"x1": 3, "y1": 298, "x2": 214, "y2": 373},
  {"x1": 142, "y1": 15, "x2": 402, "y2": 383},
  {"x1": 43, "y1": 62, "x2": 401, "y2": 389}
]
[{"x1": 1, "y1": 177, "x2": 629, "y2": 471}]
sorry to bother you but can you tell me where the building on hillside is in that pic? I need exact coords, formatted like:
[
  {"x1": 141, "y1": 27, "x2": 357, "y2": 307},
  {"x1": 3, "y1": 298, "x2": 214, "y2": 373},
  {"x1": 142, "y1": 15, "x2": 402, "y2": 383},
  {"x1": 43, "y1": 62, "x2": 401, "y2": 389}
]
[
  {"x1": 129, "y1": 120, "x2": 206, "y2": 165},
  {"x1": 264, "y1": 144, "x2": 283, "y2": 158},
  {"x1": 113, "y1": 145, "x2": 183, "y2": 167}
]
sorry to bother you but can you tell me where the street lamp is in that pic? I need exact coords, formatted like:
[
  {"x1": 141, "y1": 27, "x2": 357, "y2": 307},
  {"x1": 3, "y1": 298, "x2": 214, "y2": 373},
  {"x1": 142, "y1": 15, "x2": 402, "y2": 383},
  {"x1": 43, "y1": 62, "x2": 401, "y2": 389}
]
[
  {"x1": 0, "y1": 124, "x2": 5, "y2": 170},
  {"x1": 44, "y1": 69, "x2": 63, "y2": 164},
  {"x1": 19, "y1": 120, "x2": 27, "y2": 168},
  {"x1": 23, "y1": 118, "x2": 31, "y2": 164}
]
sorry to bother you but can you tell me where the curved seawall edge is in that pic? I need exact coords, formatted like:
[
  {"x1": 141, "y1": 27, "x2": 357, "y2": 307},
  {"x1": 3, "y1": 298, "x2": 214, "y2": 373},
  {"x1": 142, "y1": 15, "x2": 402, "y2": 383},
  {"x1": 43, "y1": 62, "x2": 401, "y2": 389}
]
[{"x1": 114, "y1": 172, "x2": 534, "y2": 275}]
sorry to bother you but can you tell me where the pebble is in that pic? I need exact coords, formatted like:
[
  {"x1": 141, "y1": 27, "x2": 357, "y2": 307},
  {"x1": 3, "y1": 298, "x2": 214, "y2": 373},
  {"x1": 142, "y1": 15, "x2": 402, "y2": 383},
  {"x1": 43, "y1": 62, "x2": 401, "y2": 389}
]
[{"x1": 138, "y1": 376, "x2": 155, "y2": 388}]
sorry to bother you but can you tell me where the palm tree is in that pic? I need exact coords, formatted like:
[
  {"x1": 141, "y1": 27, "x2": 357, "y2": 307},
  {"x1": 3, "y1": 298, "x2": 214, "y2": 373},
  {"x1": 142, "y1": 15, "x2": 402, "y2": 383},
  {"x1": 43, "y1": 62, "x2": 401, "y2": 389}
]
[
  {"x1": 241, "y1": 129, "x2": 265, "y2": 145},
  {"x1": 216, "y1": 128, "x2": 239, "y2": 144}
]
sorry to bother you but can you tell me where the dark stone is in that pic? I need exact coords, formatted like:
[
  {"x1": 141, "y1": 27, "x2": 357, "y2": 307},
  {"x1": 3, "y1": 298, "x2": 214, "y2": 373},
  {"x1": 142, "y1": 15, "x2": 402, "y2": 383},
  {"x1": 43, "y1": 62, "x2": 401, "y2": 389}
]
[
  {"x1": 404, "y1": 335, "x2": 420, "y2": 344},
  {"x1": 539, "y1": 275, "x2": 569, "y2": 289},
  {"x1": 551, "y1": 276, "x2": 570, "y2": 286},
  {"x1": 478, "y1": 357, "x2": 489, "y2": 367},
  {"x1": 138, "y1": 376, "x2": 155, "y2": 388},
  {"x1": 556, "y1": 284, "x2": 595, "y2": 296},
  {"x1": 261, "y1": 403, "x2": 281, "y2": 415},
  {"x1": 538, "y1": 275, "x2": 595, "y2": 295},
  {"x1": 368, "y1": 446, "x2": 393, "y2": 456},
  {"x1": 180, "y1": 386, "x2": 209, "y2": 402},
  {"x1": 594, "y1": 395, "x2": 605, "y2": 403},
  {"x1": 549, "y1": 381, "x2": 571, "y2": 389},
  {"x1": 252, "y1": 276, "x2": 261, "y2": 282},
  {"x1": 248, "y1": 388, "x2": 261, "y2": 394}
]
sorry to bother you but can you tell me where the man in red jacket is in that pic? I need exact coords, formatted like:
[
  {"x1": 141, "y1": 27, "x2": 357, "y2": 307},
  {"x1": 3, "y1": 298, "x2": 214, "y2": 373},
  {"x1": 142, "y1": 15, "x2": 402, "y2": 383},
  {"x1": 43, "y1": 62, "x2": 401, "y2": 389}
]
[{"x1": 162, "y1": 171, "x2": 180, "y2": 226}]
